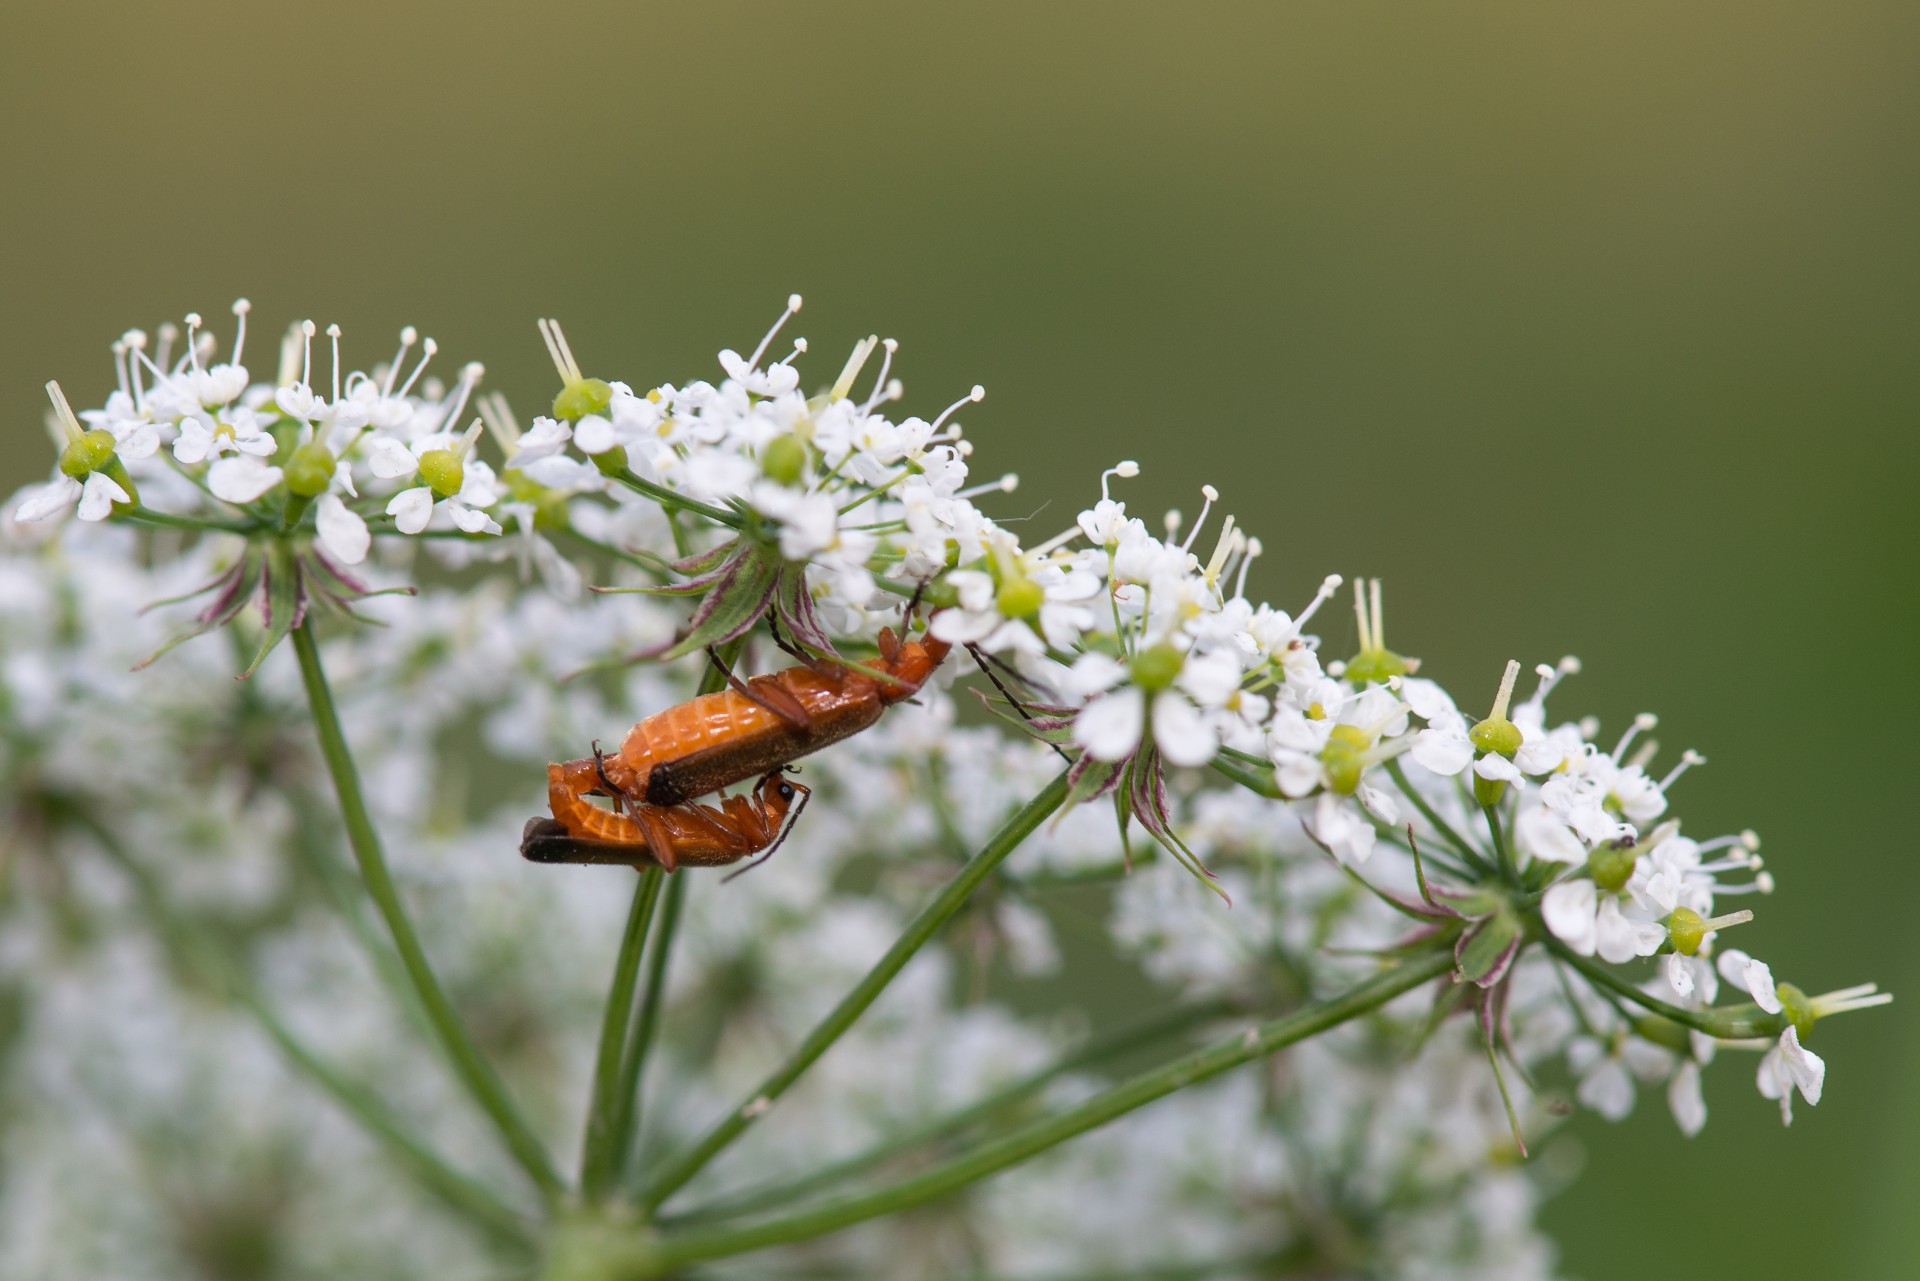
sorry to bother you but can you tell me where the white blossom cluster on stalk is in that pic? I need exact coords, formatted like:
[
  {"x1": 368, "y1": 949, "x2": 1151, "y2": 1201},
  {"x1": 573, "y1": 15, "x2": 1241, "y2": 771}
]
[{"x1": 0, "y1": 297, "x2": 1890, "y2": 1279}]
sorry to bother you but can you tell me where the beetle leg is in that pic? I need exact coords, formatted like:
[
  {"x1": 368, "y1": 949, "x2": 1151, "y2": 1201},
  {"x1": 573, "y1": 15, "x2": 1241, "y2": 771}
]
[
  {"x1": 722, "y1": 781, "x2": 810, "y2": 882},
  {"x1": 592, "y1": 740, "x2": 624, "y2": 813},
  {"x1": 635, "y1": 808, "x2": 680, "y2": 874},
  {"x1": 707, "y1": 644, "x2": 812, "y2": 729}
]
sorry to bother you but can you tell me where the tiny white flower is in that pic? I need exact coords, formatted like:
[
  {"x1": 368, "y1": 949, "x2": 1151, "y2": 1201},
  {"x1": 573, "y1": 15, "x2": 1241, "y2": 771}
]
[
  {"x1": 1668, "y1": 1060, "x2": 1707, "y2": 1136},
  {"x1": 208, "y1": 456, "x2": 285, "y2": 504},
  {"x1": 1756, "y1": 1026, "x2": 1825, "y2": 1125},
  {"x1": 315, "y1": 493, "x2": 369, "y2": 565},
  {"x1": 1716, "y1": 948, "x2": 1781, "y2": 1014}
]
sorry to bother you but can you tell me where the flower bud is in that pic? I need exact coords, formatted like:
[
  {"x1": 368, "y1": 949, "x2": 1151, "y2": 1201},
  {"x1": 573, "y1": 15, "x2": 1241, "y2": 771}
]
[
  {"x1": 552, "y1": 377, "x2": 613, "y2": 422},
  {"x1": 1776, "y1": 982, "x2": 1815, "y2": 1040},
  {"x1": 284, "y1": 441, "x2": 337, "y2": 497},
  {"x1": 1129, "y1": 642, "x2": 1184, "y2": 693},
  {"x1": 1469, "y1": 716, "x2": 1523, "y2": 758},
  {"x1": 996, "y1": 574, "x2": 1044, "y2": 621},
  {"x1": 417, "y1": 448, "x2": 464, "y2": 499},
  {"x1": 1586, "y1": 841, "x2": 1637, "y2": 893},
  {"x1": 58, "y1": 428, "x2": 117, "y2": 479},
  {"x1": 1666, "y1": 906, "x2": 1708, "y2": 956},
  {"x1": 1320, "y1": 724, "x2": 1371, "y2": 795},
  {"x1": 760, "y1": 433, "x2": 809, "y2": 486}
]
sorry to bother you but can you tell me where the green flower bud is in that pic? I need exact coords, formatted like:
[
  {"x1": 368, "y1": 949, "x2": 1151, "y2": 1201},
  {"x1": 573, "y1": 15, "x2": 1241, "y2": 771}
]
[
  {"x1": 1129, "y1": 642, "x2": 1184, "y2": 693},
  {"x1": 1320, "y1": 723, "x2": 1372, "y2": 795},
  {"x1": 1776, "y1": 982, "x2": 1815, "y2": 1041},
  {"x1": 58, "y1": 428, "x2": 117, "y2": 479},
  {"x1": 1472, "y1": 771, "x2": 1507, "y2": 808},
  {"x1": 505, "y1": 472, "x2": 571, "y2": 530},
  {"x1": 759, "y1": 433, "x2": 809, "y2": 486},
  {"x1": 417, "y1": 448, "x2": 464, "y2": 499},
  {"x1": 1469, "y1": 716, "x2": 1523, "y2": 758},
  {"x1": 284, "y1": 441, "x2": 337, "y2": 497},
  {"x1": 552, "y1": 377, "x2": 613, "y2": 422},
  {"x1": 1587, "y1": 842, "x2": 1638, "y2": 893},
  {"x1": 997, "y1": 574, "x2": 1045, "y2": 621},
  {"x1": 1666, "y1": 906, "x2": 1708, "y2": 956},
  {"x1": 1345, "y1": 648, "x2": 1412, "y2": 684}
]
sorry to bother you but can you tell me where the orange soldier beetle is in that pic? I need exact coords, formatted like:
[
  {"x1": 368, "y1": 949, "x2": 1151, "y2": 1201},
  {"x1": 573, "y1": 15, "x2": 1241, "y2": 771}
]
[{"x1": 523, "y1": 621, "x2": 952, "y2": 875}]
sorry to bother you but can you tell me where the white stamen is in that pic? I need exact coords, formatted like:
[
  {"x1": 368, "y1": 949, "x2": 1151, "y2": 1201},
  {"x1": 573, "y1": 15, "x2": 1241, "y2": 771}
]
[
  {"x1": 1163, "y1": 508, "x2": 1182, "y2": 541},
  {"x1": 46, "y1": 381, "x2": 85, "y2": 444},
  {"x1": 1203, "y1": 518, "x2": 1239, "y2": 585},
  {"x1": 956, "y1": 473, "x2": 1018, "y2": 500},
  {"x1": 298, "y1": 320, "x2": 316, "y2": 388},
  {"x1": 1232, "y1": 536, "x2": 1262, "y2": 601},
  {"x1": 1351, "y1": 579, "x2": 1372, "y2": 653},
  {"x1": 397, "y1": 339, "x2": 438, "y2": 398},
  {"x1": 830, "y1": 336, "x2": 879, "y2": 401},
  {"x1": 453, "y1": 417, "x2": 486, "y2": 461},
  {"x1": 744, "y1": 294, "x2": 804, "y2": 372},
  {"x1": 383, "y1": 326, "x2": 419, "y2": 395},
  {"x1": 1700, "y1": 909, "x2": 1754, "y2": 935},
  {"x1": 1369, "y1": 578, "x2": 1385, "y2": 652},
  {"x1": 1659, "y1": 749, "x2": 1707, "y2": 792},
  {"x1": 955, "y1": 438, "x2": 972, "y2": 457},
  {"x1": 1180, "y1": 485, "x2": 1218, "y2": 553},
  {"x1": 229, "y1": 299, "x2": 250, "y2": 365},
  {"x1": 111, "y1": 340, "x2": 130, "y2": 400},
  {"x1": 438, "y1": 362, "x2": 484, "y2": 435},
  {"x1": 1294, "y1": 574, "x2": 1342, "y2": 635},
  {"x1": 1488, "y1": 659, "x2": 1521, "y2": 721},
  {"x1": 327, "y1": 324, "x2": 343, "y2": 402},
  {"x1": 860, "y1": 339, "x2": 899, "y2": 412},
  {"x1": 1029, "y1": 524, "x2": 1085, "y2": 557},
  {"x1": 537, "y1": 318, "x2": 584, "y2": 385},
  {"x1": 1100, "y1": 460, "x2": 1139, "y2": 501},
  {"x1": 1612, "y1": 713, "x2": 1658, "y2": 763},
  {"x1": 931, "y1": 385, "x2": 985, "y2": 435},
  {"x1": 275, "y1": 322, "x2": 302, "y2": 388},
  {"x1": 477, "y1": 391, "x2": 521, "y2": 452},
  {"x1": 155, "y1": 321, "x2": 178, "y2": 372},
  {"x1": 1627, "y1": 739, "x2": 1660, "y2": 771},
  {"x1": 1811, "y1": 984, "x2": 1893, "y2": 1017}
]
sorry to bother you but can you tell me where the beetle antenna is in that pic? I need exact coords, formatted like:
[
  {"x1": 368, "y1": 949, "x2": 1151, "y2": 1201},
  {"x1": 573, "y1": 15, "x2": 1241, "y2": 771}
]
[{"x1": 967, "y1": 643, "x2": 1071, "y2": 763}]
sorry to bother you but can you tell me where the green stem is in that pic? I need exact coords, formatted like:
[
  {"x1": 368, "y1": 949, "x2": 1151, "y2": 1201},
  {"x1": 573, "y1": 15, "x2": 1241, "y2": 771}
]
[
  {"x1": 290, "y1": 621, "x2": 562, "y2": 1201},
  {"x1": 614, "y1": 469, "x2": 743, "y2": 529},
  {"x1": 1545, "y1": 940, "x2": 1782, "y2": 1039},
  {"x1": 665, "y1": 998, "x2": 1238, "y2": 1227},
  {"x1": 117, "y1": 505, "x2": 253, "y2": 534},
  {"x1": 581, "y1": 869, "x2": 666, "y2": 1200},
  {"x1": 614, "y1": 871, "x2": 687, "y2": 1184},
  {"x1": 638, "y1": 768, "x2": 1072, "y2": 1211},
  {"x1": 646, "y1": 953, "x2": 1451, "y2": 1271},
  {"x1": 1209, "y1": 756, "x2": 1281, "y2": 798},
  {"x1": 1483, "y1": 802, "x2": 1517, "y2": 885},
  {"x1": 1384, "y1": 759, "x2": 1492, "y2": 875},
  {"x1": 64, "y1": 804, "x2": 531, "y2": 1247}
]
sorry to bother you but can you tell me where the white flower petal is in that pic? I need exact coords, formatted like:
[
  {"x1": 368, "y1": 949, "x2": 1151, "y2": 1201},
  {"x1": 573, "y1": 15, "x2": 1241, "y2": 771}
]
[
  {"x1": 1072, "y1": 686, "x2": 1144, "y2": 761},
  {"x1": 79, "y1": 471, "x2": 132, "y2": 520},
  {"x1": 1541, "y1": 880, "x2": 1598, "y2": 956},
  {"x1": 315, "y1": 493, "x2": 370, "y2": 565},
  {"x1": 387, "y1": 487, "x2": 435, "y2": 535},
  {"x1": 207, "y1": 457, "x2": 284, "y2": 504},
  {"x1": 1151, "y1": 691, "x2": 1217, "y2": 767},
  {"x1": 1668, "y1": 1061, "x2": 1707, "y2": 1136},
  {"x1": 367, "y1": 437, "x2": 420, "y2": 480},
  {"x1": 14, "y1": 475, "x2": 80, "y2": 522}
]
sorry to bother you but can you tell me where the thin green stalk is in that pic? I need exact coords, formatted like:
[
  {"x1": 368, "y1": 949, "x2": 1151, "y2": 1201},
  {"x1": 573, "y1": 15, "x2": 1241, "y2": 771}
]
[
  {"x1": 1483, "y1": 801, "x2": 1517, "y2": 885},
  {"x1": 646, "y1": 953, "x2": 1452, "y2": 1271},
  {"x1": 1384, "y1": 759, "x2": 1492, "y2": 875},
  {"x1": 639, "y1": 768, "x2": 1072, "y2": 1211},
  {"x1": 65, "y1": 804, "x2": 531, "y2": 1247},
  {"x1": 614, "y1": 469, "x2": 743, "y2": 529},
  {"x1": 613, "y1": 871, "x2": 687, "y2": 1183},
  {"x1": 118, "y1": 505, "x2": 253, "y2": 534},
  {"x1": 581, "y1": 869, "x2": 666, "y2": 1199},
  {"x1": 666, "y1": 998, "x2": 1239, "y2": 1227},
  {"x1": 290, "y1": 621, "x2": 562, "y2": 1200},
  {"x1": 1546, "y1": 940, "x2": 1782, "y2": 1039}
]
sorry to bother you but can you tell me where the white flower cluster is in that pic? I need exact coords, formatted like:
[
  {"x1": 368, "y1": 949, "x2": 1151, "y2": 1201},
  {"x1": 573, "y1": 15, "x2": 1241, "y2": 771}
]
[
  {"x1": 0, "y1": 296, "x2": 1889, "y2": 1278},
  {"x1": 12, "y1": 302, "x2": 504, "y2": 564}
]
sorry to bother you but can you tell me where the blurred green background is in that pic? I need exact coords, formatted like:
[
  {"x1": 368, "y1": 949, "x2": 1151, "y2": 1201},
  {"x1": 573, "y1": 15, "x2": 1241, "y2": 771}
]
[{"x1": 2, "y1": 2, "x2": 1914, "y2": 1276}]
